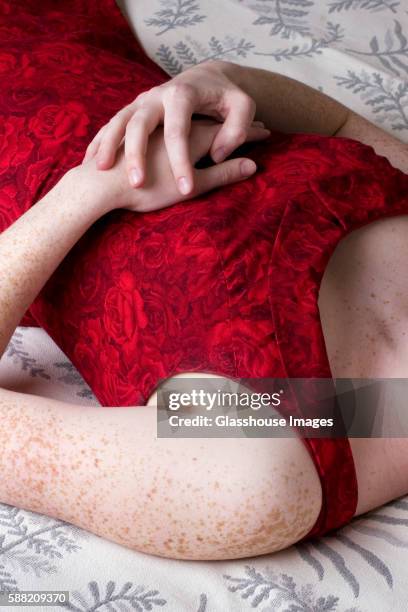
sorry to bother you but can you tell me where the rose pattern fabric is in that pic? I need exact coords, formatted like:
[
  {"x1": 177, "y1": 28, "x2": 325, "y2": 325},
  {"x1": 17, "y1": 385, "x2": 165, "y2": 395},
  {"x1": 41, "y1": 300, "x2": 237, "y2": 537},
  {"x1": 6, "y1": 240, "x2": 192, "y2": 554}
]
[{"x1": 2, "y1": 0, "x2": 408, "y2": 541}]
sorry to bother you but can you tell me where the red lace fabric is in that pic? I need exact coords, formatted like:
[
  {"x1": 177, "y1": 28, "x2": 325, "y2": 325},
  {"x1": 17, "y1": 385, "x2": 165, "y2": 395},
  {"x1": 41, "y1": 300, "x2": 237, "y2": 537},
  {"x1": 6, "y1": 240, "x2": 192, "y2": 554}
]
[{"x1": 2, "y1": 0, "x2": 408, "y2": 540}]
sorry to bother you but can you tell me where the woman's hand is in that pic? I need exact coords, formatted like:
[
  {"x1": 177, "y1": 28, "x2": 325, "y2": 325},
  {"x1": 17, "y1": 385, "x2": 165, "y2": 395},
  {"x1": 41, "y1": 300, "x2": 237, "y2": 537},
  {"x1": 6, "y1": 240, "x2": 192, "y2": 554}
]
[
  {"x1": 83, "y1": 119, "x2": 266, "y2": 213},
  {"x1": 83, "y1": 61, "x2": 264, "y2": 195}
]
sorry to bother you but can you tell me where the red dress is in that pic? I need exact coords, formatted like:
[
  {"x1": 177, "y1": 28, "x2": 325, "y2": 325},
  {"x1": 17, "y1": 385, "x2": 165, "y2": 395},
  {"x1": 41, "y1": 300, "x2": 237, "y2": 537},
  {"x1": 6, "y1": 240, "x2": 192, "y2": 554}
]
[{"x1": 2, "y1": 0, "x2": 408, "y2": 541}]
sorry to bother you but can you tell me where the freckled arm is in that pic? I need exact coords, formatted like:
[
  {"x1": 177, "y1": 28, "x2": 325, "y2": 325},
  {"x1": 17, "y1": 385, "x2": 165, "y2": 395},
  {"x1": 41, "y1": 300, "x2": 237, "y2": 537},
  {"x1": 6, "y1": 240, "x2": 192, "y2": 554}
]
[{"x1": 0, "y1": 167, "x2": 113, "y2": 358}]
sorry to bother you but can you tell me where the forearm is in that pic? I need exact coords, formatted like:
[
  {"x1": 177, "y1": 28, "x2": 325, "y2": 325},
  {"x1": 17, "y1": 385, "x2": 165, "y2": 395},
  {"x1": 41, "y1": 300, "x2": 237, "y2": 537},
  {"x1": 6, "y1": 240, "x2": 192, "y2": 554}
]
[
  {"x1": 0, "y1": 168, "x2": 111, "y2": 357},
  {"x1": 336, "y1": 111, "x2": 408, "y2": 174},
  {"x1": 221, "y1": 62, "x2": 349, "y2": 136},
  {"x1": 219, "y1": 61, "x2": 408, "y2": 173}
]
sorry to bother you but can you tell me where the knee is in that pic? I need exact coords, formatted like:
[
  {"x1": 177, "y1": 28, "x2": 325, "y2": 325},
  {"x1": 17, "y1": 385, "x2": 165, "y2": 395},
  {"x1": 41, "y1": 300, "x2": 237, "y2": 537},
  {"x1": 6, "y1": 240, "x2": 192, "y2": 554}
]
[
  {"x1": 197, "y1": 437, "x2": 322, "y2": 560},
  {"x1": 125, "y1": 437, "x2": 322, "y2": 560}
]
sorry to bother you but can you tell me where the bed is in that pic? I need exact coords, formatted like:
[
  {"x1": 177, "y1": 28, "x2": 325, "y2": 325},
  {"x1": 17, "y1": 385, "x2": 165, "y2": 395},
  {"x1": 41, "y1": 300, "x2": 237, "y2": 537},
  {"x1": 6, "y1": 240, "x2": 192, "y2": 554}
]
[{"x1": 1, "y1": 1, "x2": 408, "y2": 610}]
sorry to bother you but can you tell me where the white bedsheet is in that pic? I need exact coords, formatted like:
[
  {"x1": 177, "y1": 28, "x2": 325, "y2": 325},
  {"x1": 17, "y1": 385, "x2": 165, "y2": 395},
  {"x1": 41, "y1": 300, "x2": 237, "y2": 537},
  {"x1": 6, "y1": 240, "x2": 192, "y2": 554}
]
[{"x1": 120, "y1": 0, "x2": 408, "y2": 143}]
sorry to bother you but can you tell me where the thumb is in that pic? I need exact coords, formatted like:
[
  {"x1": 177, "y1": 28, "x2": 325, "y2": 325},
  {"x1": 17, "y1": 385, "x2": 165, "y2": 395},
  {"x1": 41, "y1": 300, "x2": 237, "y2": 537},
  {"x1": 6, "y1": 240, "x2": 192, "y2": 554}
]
[{"x1": 195, "y1": 158, "x2": 257, "y2": 194}]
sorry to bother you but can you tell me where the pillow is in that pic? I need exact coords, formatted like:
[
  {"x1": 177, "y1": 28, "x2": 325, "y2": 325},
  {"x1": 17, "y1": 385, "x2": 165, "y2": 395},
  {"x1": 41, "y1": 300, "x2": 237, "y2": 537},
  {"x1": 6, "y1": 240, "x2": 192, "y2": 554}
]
[{"x1": 2, "y1": 1, "x2": 408, "y2": 407}]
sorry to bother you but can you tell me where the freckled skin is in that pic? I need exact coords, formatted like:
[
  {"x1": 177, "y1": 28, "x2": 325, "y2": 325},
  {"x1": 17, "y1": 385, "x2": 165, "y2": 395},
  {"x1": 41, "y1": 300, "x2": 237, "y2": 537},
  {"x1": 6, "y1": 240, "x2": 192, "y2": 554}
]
[
  {"x1": 319, "y1": 215, "x2": 408, "y2": 515},
  {"x1": 0, "y1": 390, "x2": 323, "y2": 560},
  {"x1": 320, "y1": 216, "x2": 408, "y2": 378}
]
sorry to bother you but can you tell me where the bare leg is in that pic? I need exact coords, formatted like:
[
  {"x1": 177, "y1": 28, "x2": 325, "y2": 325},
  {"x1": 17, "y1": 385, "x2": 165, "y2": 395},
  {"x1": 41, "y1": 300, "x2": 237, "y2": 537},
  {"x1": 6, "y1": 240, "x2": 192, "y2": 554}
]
[
  {"x1": 319, "y1": 215, "x2": 408, "y2": 516},
  {"x1": 0, "y1": 384, "x2": 322, "y2": 560}
]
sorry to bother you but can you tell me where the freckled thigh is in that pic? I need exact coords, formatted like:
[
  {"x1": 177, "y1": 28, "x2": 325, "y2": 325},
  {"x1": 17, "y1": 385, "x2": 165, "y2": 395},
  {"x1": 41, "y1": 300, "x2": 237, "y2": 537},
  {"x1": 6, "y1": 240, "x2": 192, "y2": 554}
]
[
  {"x1": 0, "y1": 384, "x2": 322, "y2": 561},
  {"x1": 319, "y1": 215, "x2": 408, "y2": 378},
  {"x1": 144, "y1": 373, "x2": 322, "y2": 558},
  {"x1": 318, "y1": 215, "x2": 408, "y2": 517}
]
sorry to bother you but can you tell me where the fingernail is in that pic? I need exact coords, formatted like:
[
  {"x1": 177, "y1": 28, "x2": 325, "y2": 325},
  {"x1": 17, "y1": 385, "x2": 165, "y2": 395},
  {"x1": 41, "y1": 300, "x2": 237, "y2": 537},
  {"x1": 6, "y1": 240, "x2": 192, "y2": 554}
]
[
  {"x1": 130, "y1": 167, "x2": 142, "y2": 186},
  {"x1": 178, "y1": 176, "x2": 191, "y2": 195},
  {"x1": 213, "y1": 147, "x2": 226, "y2": 163},
  {"x1": 240, "y1": 160, "x2": 256, "y2": 177}
]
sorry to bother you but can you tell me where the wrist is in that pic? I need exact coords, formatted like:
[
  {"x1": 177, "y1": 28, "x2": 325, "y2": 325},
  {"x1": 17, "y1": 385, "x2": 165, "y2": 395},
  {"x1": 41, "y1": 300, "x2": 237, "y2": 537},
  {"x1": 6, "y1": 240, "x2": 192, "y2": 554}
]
[
  {"x1": 205, "y1": 59, "x2": 244, "y2": 87},
  {"x1": 64, "y1": 163, "x2": 125, "y2": 215}
]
